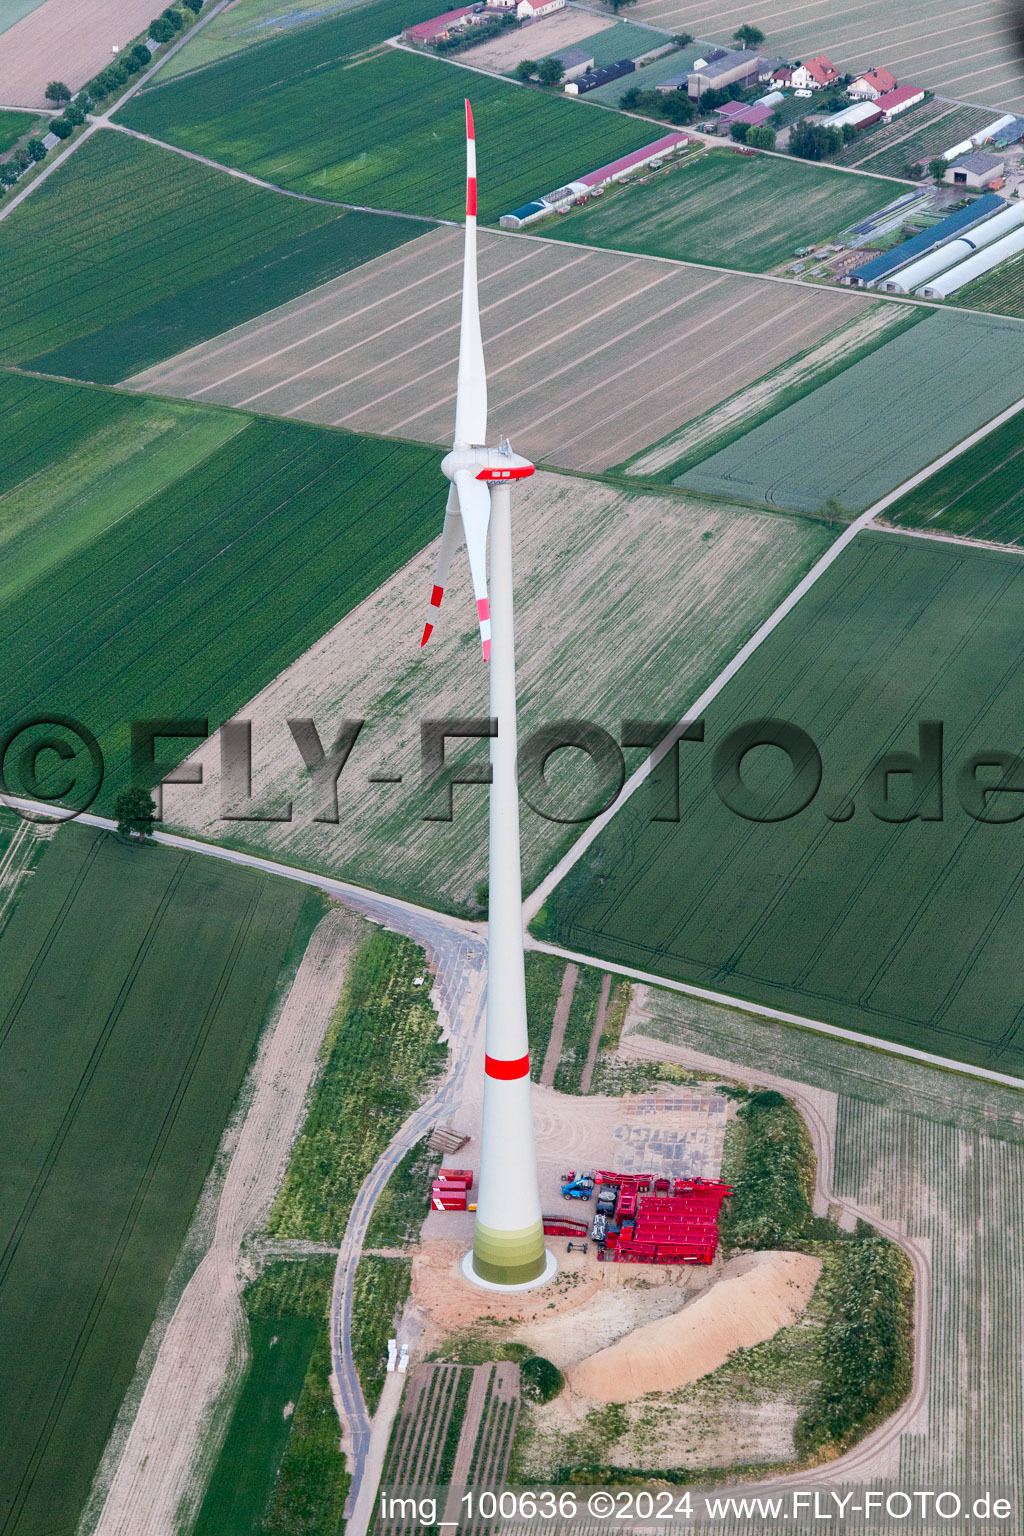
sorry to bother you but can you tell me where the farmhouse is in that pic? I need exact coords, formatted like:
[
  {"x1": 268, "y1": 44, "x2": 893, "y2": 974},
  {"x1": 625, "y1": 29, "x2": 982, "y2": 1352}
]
[
  {"x1": 848, "y1": 66, "x2": 897, "y2": 99},
  {"x1": 875, "y1": 84, "x2": 925, "y2": 120},
  {"x1": 687, "y1": 48, "x2": 761, "y2": 99},
  {"x1": 402, "y1": 6, "x2": 476, "y2": 42},
  {"x1": 945, "y1": 150, "x2": 1005, "y2": 188},
  {"x1": 516, "y1": 0, "x2": 564, "y2": 17},
  {"x1": 554, "y1": 45, "x2": 594, "y2": 81},
  {"x1": 789, "y1": 55, "x2": 839, "y2": 90}
]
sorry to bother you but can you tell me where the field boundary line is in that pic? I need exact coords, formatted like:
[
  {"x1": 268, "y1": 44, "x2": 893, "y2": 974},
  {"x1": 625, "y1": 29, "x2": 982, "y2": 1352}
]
[
  {"x1": 529, "y1": 937, "x2": 1024, "y2": 1093},
  {"x1": 101, "y1": 121, "x2": 448, "y2": 224},
  {"x1": 874, "y1": 522, "x2": 1024, "y2": 554},
  {"x1": 522, "y1": 388, "x2": 1024, "y2": 922}
]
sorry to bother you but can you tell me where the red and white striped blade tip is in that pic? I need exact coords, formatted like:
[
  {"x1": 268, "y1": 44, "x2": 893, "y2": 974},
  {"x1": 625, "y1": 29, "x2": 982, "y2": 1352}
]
[
  {"x1": 419, "y1": 584, "x2": 445, "y2": 647},
  {"x1": 465, "y1": 99, "x2": 474, "y2": 138}
]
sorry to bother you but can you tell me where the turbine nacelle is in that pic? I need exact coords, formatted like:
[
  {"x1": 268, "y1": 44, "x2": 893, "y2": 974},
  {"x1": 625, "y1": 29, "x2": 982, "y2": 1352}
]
[{"x1": 441, "y1": 444, "x2": 536, "y2": 483}]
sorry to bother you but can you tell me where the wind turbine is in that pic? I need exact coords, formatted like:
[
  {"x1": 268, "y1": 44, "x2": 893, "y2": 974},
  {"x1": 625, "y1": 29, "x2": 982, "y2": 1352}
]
[{"x1": 421, "y1": 100, "x2": 555, "y2": 1290}]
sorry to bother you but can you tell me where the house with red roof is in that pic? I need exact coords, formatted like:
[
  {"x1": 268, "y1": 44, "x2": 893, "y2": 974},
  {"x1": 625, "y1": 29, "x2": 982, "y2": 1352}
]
[
  {"x1": 848, "y1": 66, "x2": 897, "y2": 99},
  {"x1": 790, "y1": 54, "x2": 839, "y2": 90}
]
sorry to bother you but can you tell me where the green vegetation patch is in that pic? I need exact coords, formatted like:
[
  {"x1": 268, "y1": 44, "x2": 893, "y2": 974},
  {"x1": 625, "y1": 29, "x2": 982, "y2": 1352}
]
[
  {"x1": 0, "y1": 825, "x2": 312, "y2": 1536},
  {"x1": 719, "y1": 1090, "x2": 814, "y2": 1248},
  {"x1": 263, "y1": 1330, "x2": 349, "y2": 1534},
  {"x1": 543, "y1": 149, "x2": 904, "y2": 273},
  {"x1": 580, "y1": 42, "x2": 704, "y2": 104},
  {"x1": 885, "y1": 401, "x2": 1024, "y2": 542},
  {"x1": 948, "y1": 250, "x2": 1024, "y2": 322},
  {"x1": 267, "y1": 930, "x2": 446, "y2": 1240},
  {"x1": 0, "y1": 109, "x2": 37, "y2": 155},
  {"x1": 535, "y1": 530, "x2": 1024, "y2": 1078},
  {"x1": 576, "y1": 22, "x2": 673, "y2": 66},
  {"x1": 0, "y1": 132, "x2": 419, "y2": 370},
  {"x1": 524, "y1": 952, "x2": 570, "y2": 1082},
  {"x1": 0, "y1": 392, "x2": 439, "y2": 813},
  {"x1": 365, "y1": 1138, "x2": 441, "y2": 1246},
  {"x1": 352, "y1": 1256, "x2": 412, "y2": 1414},
  {"x1": 553, "y1": 963, "x2": 604, "y2": 1093},
  {"x1": 158, "y1": 0, "x2": 431, "y2": 80},
  {"x1": 116, "y1": 47, "x2": 658, "y2": 221},
  {"x1": 0, "y1": 372, "x2": 243, "y2": 604},
  {"x1": 677, "y1": 310, "x2": 1024, "y2": 513},
  {"x1": 29, "y1": 205, "x2": 425, "y2": 384}
]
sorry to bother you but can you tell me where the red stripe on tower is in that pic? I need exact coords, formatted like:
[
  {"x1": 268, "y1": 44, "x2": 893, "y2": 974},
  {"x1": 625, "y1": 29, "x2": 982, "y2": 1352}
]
[{"x1": 485, "y1": 1053, "x2": 529, "y2": 1080}]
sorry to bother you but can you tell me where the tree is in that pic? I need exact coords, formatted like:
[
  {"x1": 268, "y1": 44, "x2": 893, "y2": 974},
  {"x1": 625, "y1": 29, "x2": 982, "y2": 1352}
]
[
  {"x1": 45, "y1": 80, "x2": 71, "y2": 104},
  {"x1": 537, "y1": 54, "x2": 564, "y2": 85},
  {"x1": 49, "y1": 115, "x2": 73, "y2": 139},
  {"x1": 816, "y1": 496, "x2": 847, "y2": 526},
  {"x1": 0, "y1": 162, "x2": 21, "y2": 186},
  {"x1": 746, "y1": 122, "x2": 775, "y2": 149},
  {"x1": 521, "y1": 1356, "x2": 564, "y2": 1403},
  {"x1": 730, "y1": 121, "x2": 749, "y2": 142},
  {"x1": 618, "y1": 85, "x2": 640, "y2": 107},
  {"x1": 662, "y1": 92, "x2": 695, "y2": 124},
  {"x1": 733, "y1": 22, "x2": 765, "y2": 47},
  {"x1": 148, "y1": 15, "x2": 176, "y2": 40},
  {"x1": 673, "y1": 31, "x2": 693, "y2": 45},
  {"x1": 514, "y1": 57, "x2": 537, "y2": 80},
  {"x1": 64, "y1": 101, "x2": 85, "y2": 125},
  {"x1": 929, "y1": 156, "x2": 947, "y2": 183},
  {"x1": 789, "y1": 119, "x2": 841, "y2": 160},
  {"x1": 26, "y1": 137, "x2": 47, "y2": 162},
  {"x1": 161, "y1": 5, "x2": 185, "y2": 27},
  {"x1": 114, "y1": 786, "x2": 157, "y2": 840},
  {"x1": 606, "y1": 0, "x2": 638, "y2": 13},
  {"x1": 182, "y1": 0, "x2": 203, "y2": 10}
]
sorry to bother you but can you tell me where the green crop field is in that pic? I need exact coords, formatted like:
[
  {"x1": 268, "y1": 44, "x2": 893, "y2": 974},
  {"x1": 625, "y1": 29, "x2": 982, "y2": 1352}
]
[
  {"x1": 885, "y1": 403, "x2": 1024, "y2": 542},
  {"x1": 116, "y1": 47, "x2": 657, "y2": 221},
  {"x1": 536, "y1": 530, "x2": 1024, "y2": 1078},
  {"x1": 949, "y1": 250, "x2": 1024, "y2": 320},
  {"x1": 676, "y1": 310, "x2": 1024, "y2": 513},
  {"x1": 0, "y1": 824, "x2": 313, "y2": 1536},
  {"x1": 0, "y1": 108, "x2": 36, "y2": 154},
  {"x1": 0, "y1": 378, "x2": 439, "y2": 814},
  {"x1": 0, "y1": 132, "x2": 423, "y2": 379},
  {"x1": 542, "y1": 148, "x2": 905, "y2": 273},
  {"x1": 577, "y1": 21, "x2": 674, "y2": 66},
  {"x1": 0, "y1": 372, "x2": 243, "y2": 604}
]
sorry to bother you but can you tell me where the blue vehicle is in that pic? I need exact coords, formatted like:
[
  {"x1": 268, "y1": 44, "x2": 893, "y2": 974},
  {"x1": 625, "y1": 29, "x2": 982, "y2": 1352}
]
[{"x1": 561, "y1": 1170, "x2": 595, "y2": 1201}]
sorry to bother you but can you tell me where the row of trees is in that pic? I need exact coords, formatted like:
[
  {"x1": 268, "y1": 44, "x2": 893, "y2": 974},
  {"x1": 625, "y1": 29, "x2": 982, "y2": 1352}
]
[
  {"x1": 789, "y1": 118, "x2": 857, "y2": 161},
  {"x1": 434, "y1": 8, "x2": 516, "y2": 53}
]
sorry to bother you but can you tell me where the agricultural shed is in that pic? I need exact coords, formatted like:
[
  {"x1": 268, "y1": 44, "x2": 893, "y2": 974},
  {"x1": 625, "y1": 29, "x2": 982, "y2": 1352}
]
[
  {"x1": 880, "y1": 200, "x2": 1024, "y2": 292},
  {"x1": 498, "y1": 198, "x2": 547, "y2": 229},
  {"x1": 402, "y1": 5, "x2": 475, "y2": 42},
  {"x1": 564, "y1": 56, "x2": 633, "y2": 94},
  {"x1": 821, "y1": 100, "x2": 882, "y2": 131},
  {"x1": 917, "y1": 223, "x2": 1024, "y2": 297},
  {"x1": 876, "y1": 85, "x2": 925, "y2": 121},
  {"x1": 945, "y1": 151, "x2": 1004, "y2": 188},
  {"x1": 687, "y1": 48, "x2": 760, "y2": 99},
  {"x1": 716, "y1": 101, "x2": 772, "y2": 126},
  {"x1": 41, "y1": 130, "x2": 58, "y2": 149},
  {"x1": 554, "y1": 45, "x2": 594, "y2": 81},
  {"x1": 498, "y1": 130, "x2": 689, "y2": 224},
  {"x1": 655, "y1": 72, "x2": 688, "y2": 91},
  {"x1": 757, "y1": 57, "x2": 788, "y2": 81},
  {"x1": 844, "y1": 192, "x2": 1003, "y2": 285},
  {"x1": 848, "y1": 66, "x2": 897, "y2": 100}
]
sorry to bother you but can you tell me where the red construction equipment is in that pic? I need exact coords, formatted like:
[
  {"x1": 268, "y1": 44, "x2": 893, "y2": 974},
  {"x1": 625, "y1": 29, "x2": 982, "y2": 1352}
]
[
  {"x1": 436, "y1": 1168, "x2": 473, "y2": 1188},
  {"x1": 542, "y1": 1215, "x2": 589, "y2": 1237},
  {"x1": 430, "y1": 1181, "x2": 468, "y2": 1211},
  {"x1": 593, "y1": 1175, "x2": 732, "y2": 1265}
]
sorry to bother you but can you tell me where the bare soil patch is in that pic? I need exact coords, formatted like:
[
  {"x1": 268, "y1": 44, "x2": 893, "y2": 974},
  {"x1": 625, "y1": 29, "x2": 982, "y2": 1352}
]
[
  {"x1": 460, "y1": 8, "x2": 613, "y2": 69},
  {"x1": 0, "y1": 0, "x2": 160, "y2": 106},
  {"x1": 571, "y1": 1250, "x2": 822, "y2": 1402}
]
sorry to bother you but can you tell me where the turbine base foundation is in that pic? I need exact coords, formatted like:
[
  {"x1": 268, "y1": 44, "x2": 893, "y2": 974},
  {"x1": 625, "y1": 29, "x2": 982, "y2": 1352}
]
[{"x1": 460, "y1": 1248, "x2": 558, "y2": 1292}]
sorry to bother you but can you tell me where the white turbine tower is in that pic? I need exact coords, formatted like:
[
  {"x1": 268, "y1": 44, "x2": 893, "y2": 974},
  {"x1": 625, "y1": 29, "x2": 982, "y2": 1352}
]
[{"x1": 420, "y1": 100, "x2": 555, "y2": 1290}]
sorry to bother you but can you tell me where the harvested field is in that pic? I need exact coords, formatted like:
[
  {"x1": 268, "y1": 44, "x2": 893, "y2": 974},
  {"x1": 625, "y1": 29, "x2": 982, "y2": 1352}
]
[
  {"x1": 622, "y1": 0, "x2": 1024, "y2": 114},
  {"x1": 544, "y1": 149, "x2": 906, "y2": 273},
  {"x1": 831, "y1": 102, "x2": 1000, "y2": 174},
  {"x1": 571, "y1": 1251, "x2": 822, "y2": 1402},
  {"x1": 538, "y1": 529, "x2": 1024, "y2": 1078},
  {"x1": 161, "y1": 471, "x2": 832, "y2": 911},
  {"x1": 116, "y1": 46, "x2": 655, "y2": 222},
  {"x1": 0, "y1": 0, "x2": 159, "y2": 106},
  {"x1": 624, "y1": 301, "x2": 920, "y2": 479},
  {"x1": 0, "y1": 823, "x2": 313, "y2": 1536},
  {"x1": 459, "y1": 8, "x2": 615, "y2": 70},
  {"x1": 677, "y1": 310, "x2": 1024, "y2": 512},
  {"x1": 0, "y1": 0, "x2": 47, "y2": 36},
  {"x1": 3, "y1": 131, "x2": 423, "y2": 381},
  {"x1": 129, "y1": 223, "x2": 880, "y2": 472},
  {"x1": 884, "y1": 400, "x2": 1024, "y2": 542}
]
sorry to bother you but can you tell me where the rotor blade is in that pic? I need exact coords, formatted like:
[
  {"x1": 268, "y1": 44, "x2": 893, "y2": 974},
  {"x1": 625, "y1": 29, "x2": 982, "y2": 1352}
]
[
  {"x1": 454, "y1": 468, "x2": 492, "y2": 660},
  {"x1": 452, "y1": 99, "x2": 487, "y2": 450},
  {"x1": 420, "y1": 486, "x2": 463, "y2": 648}
]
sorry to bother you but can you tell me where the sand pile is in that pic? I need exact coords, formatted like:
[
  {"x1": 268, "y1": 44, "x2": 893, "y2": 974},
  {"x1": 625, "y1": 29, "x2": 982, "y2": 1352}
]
[{"x1": 570, "y1": 1251, "x2": 822, "y2": 1403}]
